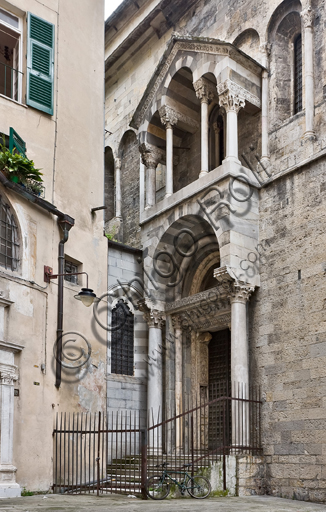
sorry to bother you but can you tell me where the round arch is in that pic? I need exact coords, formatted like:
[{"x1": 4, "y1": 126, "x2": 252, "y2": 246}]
[{"x1": 151, "y1": 214, "x2": 220, "y2": 303}]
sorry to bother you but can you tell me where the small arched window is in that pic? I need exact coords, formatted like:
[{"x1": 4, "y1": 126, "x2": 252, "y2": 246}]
[
  {"x1": 0, "y1": 194, "x2": 19, "y2": 270},
  {"x1": 111, "y1": 300, "x2": 134, "y2": 376},
  {"x1": 209, "y1": 107, "x2": 224, "y2": 170},
  {"x1": 294, "y1": 34, "x2": 303, "y2": 114}
]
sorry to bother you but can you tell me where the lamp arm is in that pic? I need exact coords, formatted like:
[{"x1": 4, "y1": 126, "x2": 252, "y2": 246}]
[{"x1": 48, "y1": 271, "x2": 89, "y2": 288}]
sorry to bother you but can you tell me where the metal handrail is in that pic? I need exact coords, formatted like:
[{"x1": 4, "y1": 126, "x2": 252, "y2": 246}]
[{"x1": 0, "y1": 62, "x2": 23, "y2": 101}]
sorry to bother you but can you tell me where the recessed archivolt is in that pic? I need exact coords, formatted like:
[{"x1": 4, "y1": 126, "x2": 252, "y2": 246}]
[{"x1": 267, "y1": 0, "x2": 302, "y2": 40}]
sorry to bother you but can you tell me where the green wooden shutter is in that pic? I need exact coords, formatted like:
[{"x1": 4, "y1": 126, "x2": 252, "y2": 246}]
[
  {"x1": 9, "y1": 128, "x2": 26, "y2": 156},
  {"x1": 26, "y1": 12, "x2": 54, "y2": 115}
]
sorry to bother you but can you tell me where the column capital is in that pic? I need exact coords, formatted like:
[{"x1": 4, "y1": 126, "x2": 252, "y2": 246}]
[
  {"x1": 196, "y1": 332, "x2": 212, "y2": 345},
  {"x1": 159, "y1": 105, "x2": 179, "y2": 129},
  {"x1": 193, "y1": 77, "x2": 216, "y2": 104},
  {"x1": 301, "y1": 7, "x2": 314, "y2": 28},
  {"x1": 138, "y1": 300, "x2": 165, "y2": 329},
  {"x1": 218, "y1": 80, "x2": 246, "y2": 114},
  {"x1": 230, "y1": 282, "x2": 255, "y2": 304},
  {"x1": 260, "y1": 42, "x2": 272, "y2": 58},
  {"x1": 139, "y1": 143, "x2": 164, "y2": 169},
  {"x1": 0, "y1": 363, "x2": 18, "y2": 386},
  {"x1": 214, "y1": 266, "x2": 255, "y2": 303},
  {"x1": 114, "y1": 157, "x2": 121, "y2": 170},
  {"x1": 171, "y1": 315, "x2": 182, "y2": 330}
]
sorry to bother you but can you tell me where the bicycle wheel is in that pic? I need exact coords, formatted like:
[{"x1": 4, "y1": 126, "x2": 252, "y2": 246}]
[
  {"x1": 187, "y1": 475, "x2": 211, "y2": 498},
  {"x1": 146, "y1": 475, "x2": 170, "y2": 500}
]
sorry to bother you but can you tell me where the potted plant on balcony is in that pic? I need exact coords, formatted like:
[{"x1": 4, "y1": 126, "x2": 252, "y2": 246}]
[{"x1": 0, "y1": 139, "x2": 43, "y2": 195}]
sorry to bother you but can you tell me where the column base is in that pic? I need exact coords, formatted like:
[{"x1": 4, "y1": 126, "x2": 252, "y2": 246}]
[
  {"x1": 223, "y1": 156, "x2": 241, "y2": 165},
  {"x1": 0, "y1": 465, "x2": 21, "y2": 498},
  {"x1": 304, "y1": 130, "x2": 316, "y2": 140},
  {"x1": 199, "y1": 170, "x2": 209, "y2": 178},
  {"x1": 260, "y1": 156, "x2": 270, "y2": 167},
  {"x1": 165, "y1": 192, "x2": 172, "y2": 198}
]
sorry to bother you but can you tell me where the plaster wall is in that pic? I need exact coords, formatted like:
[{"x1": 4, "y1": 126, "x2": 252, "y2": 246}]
[{"x1": 0, "y1": 0, "x2": 107, "y2": 492}]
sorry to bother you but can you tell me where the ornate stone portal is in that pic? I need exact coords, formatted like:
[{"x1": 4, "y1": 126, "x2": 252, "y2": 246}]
[{"x1": 0, "y1": 294, "x2": 22, "y2": 497}]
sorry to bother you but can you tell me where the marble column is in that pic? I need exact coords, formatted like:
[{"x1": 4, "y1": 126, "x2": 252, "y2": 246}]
[
  {"x1": 0, "y1": 359, "x2": 20, "y2": 497},
  {"x1": 114, "y1": 158, "x2": 122, "y2": 218},
  {"x1": 260, "y1": 43, "x2": 271, "y2": 165},
  {"x1": 230, "y1": 282, "x2": 254, "y2": 447},
  {"x1": 301, "y1": 6, "x2": 315, "y2": 138},
  {"x1": 194, "y1": 77, "x2": 216, "y2": 178},
  {"x1": 172, "y1": 316, "x2": 183, "y2": 450},
  {"x1": 159, "y1": 106, "x2": 178, "y2": 198},
  {"x1": 213, "y1": 122, "x2": 221, "y2": 168},
  {"x1": 139, "y1": 144, "x2": 162, "y2": 208},
  {"x1": 218, "y1": 84, "x2": 245, "y2": 164},
  {"x1": 140, "y1": 306, "x2": 165, "y2": 449}
]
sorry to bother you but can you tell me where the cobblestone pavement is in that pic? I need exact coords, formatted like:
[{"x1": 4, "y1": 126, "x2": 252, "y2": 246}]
[{"x1": 0, "y1": 495, "x2": 326, "y2": 512}]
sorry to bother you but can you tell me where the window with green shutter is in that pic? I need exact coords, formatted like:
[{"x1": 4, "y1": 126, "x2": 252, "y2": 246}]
[
  {"x1": 26, "y1": 12, "x2": 54, "y2": 115},
  {"x1": 9, "y1": 128, "x2": 26, "y2": 156}
]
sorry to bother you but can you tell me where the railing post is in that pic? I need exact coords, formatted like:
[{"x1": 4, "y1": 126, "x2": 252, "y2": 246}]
[
  {"x1": 191, "y1": 415, "x2": 194, "y2": 477},
  {"x1": 223, "y1": 400, "x2": 226, "y2": 491},
  {"x1": 97, "y1": 412, "x2": 101, "y2": 496},
  {"x1": 140, "y1": 428, "x2": 148, "y2": 500}
]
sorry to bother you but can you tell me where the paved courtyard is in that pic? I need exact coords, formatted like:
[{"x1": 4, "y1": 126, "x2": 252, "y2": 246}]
[{"x1": 0, "y1": 494, "x2": 326, "y2": 512}]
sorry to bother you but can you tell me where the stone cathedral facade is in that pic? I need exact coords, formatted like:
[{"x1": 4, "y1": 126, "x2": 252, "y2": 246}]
[{"x1": 105, "y1": 0, "x2": 326, "y2": 502}]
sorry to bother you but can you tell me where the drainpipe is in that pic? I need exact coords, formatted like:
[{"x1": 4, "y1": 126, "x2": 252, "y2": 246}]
[
  {"x1": 55, "y1": 217, "x2": 74, "y2": 388},
  {"x1": 0, "y1": 172, "x2": 75, "y2": 388}
]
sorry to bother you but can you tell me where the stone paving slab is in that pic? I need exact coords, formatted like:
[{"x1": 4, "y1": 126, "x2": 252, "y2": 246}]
[{"x1": 0, "y1": 495, "x2": 326, "y2": 512}]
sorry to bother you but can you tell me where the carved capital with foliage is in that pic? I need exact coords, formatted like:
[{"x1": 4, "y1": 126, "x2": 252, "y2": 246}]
[
  {"x1": 301, "y1": 7, "x2": 314, "y2": 28},
  {"x1": 159, "y1": 105, "x2": 179, "y2": 129},
  {"x1": 193, "y1": 77, "x2": 216, "y2": 104},
  {"x1": 0, "y1": 363, "x2": 18, "y2": 386},
  {"x1": 139, "y1": 143, "x2": 164, "y2": 169}
]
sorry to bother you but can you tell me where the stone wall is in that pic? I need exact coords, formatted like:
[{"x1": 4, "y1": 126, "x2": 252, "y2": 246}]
[
  {"x1": 250, "y1": 158, "x2": 326, "y2": 502},
  {"x1": 119, "y1": 131, "x2": 141, "y2": 248},
  {"x1": 107, "y1": 244, "x2": 148, "y2": 421}
]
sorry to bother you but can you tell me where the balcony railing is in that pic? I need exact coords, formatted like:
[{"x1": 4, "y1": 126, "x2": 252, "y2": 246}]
[{"x1": 0, "y1": 62, "x2": 23, "y2": 102}]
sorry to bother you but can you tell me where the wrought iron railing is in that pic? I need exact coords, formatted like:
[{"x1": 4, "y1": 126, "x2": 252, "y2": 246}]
[
  {"x1": 53, "y1": 383, "x2": 262, "y2": 498},
  {"x1": 0, "y1": 62, "x2": 23, "y2": 102}
]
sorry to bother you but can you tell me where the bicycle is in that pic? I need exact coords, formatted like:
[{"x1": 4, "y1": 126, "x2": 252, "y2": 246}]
[{"x1": 146, "y1": 462, "x2": 211, "y2": 500}]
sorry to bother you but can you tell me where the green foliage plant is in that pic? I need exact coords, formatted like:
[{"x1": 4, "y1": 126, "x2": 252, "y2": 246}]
[{"x1": 0, "y1": 139, "x2": 43, "y2": 194}]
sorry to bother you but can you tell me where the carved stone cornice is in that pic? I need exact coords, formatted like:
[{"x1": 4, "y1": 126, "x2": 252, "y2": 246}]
[
  {"x1": 193, "y1": 77, "x2": 216, "y2": 104},
  {"x1": 213, "y1": 266, "x2": 235, "y2": 287},
  {"x1": 139, "y1": 143, "x2": 165, "y2": 169},
  {"x1": 0, "y1": 291, "x2": 14, "y2": 308},
  {"x1": 0, "y1": 363, "x2": 18, "y2": 385},
  {"x1": 217, "y1": 79, "x2": 261, "y2": 110},
  {"x1": 230, "y1": 282, "x2": 255, "y2": 304},
  {"x1": 165, "y1": 286, "x2": 229, "y2": 314},
  {"x1": 159, "y1": 105, "x2": 179, "y2": 129},
  {"x1": 301, "y1": 7, "x2": 314, "y2": 28}
]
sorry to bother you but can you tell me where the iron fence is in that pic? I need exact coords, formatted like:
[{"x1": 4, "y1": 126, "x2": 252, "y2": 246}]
[{"x1": 53, "y1": 383, "x2": 261, "y2": 497}]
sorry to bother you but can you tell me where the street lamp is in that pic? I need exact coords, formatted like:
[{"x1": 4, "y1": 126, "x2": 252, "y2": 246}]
[{"x1": 44, "y1": 269, "x2": 98, "y2": 307}]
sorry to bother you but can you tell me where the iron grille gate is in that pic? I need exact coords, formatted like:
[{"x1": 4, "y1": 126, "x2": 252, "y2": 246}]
[
  {"x1": 53, "y1": 384, "x2": 262, "y2": 497},
  {"x1": 53, "y1": 411, "x2": 145, "y2": 496}
]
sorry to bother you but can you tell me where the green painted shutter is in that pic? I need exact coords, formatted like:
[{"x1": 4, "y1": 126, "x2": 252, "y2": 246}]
[
  {"x1": 9, "y1": 128, "x2": 26, "y2": 156},
  {"x1": 26, "y1": 12, "x2": 54, "y2": 115}
]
